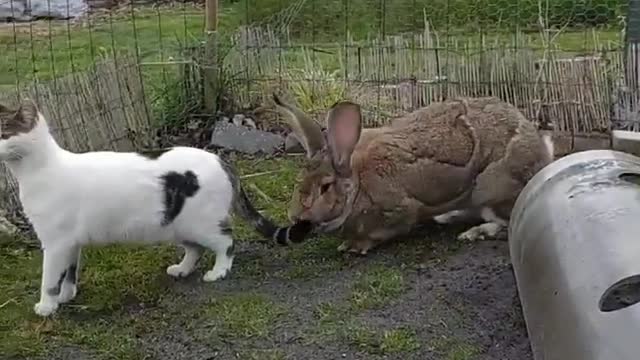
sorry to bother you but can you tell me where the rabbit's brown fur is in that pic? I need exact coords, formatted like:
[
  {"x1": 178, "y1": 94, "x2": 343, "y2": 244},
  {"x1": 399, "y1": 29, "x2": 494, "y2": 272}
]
[{"x1": 274, "y1": 95, "x2": 554, "y2": 254}]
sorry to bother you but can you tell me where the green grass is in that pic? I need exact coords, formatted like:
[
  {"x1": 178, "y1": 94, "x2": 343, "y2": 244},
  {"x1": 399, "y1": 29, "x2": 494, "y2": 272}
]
[
  {"x1": 203, "y1": 293, "x2": 285, "y2": 338},
  {"x1": 380, "y1": 327, "x2": 421, "y2": 353},
  {"x1": 430, "y1": 337, "x2": 482, "y2": 360},
  {"x1": 238, "y1": 349, "x2": 287, "y2": 360},
  {"x1": 312, "y1": 298, "x2": 421, "y2": 355},
  {"x1": 0, "y1": 238, "x2": 177, "y2": 359},
  {"x1": 350, "y1": 266, "x2": 406, "y2": 310}
]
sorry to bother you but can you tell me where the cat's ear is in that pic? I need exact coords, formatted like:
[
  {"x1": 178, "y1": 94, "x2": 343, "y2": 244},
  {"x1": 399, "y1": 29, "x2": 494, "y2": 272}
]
[{"x1": 14, "y1": 99, "x2": 39, "y2": 127}]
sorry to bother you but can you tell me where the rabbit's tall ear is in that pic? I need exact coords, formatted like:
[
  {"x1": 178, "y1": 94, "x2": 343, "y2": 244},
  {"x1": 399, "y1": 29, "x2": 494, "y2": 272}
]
[
  {"x1": 326, "y1": 101, "x2": 362, "y2": 178},
  {"x1": 272, "y1": 93, "x2": 324, "y2": 158}
]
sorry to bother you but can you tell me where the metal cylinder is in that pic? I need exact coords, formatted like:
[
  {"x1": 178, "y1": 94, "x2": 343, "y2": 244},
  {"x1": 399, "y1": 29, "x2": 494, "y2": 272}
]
[{"x1": 509, "y1": 150, "x2": 640, "y2": 360}]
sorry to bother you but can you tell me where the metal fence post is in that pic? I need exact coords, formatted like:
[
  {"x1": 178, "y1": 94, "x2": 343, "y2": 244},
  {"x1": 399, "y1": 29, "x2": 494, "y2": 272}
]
[
  {"x1": 627, "y1": 0, "x2": 640, "y2": 88},
  {"x1": 204, "y1": 0, "x2": 219, "y2": 113}
]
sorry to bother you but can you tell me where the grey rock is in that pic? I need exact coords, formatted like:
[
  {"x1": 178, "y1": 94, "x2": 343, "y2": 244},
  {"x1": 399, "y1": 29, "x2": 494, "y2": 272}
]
[
  {"x1": 231, "y1": 114, "x2": 245, "y2": 127},
  {"x1": 0, "y1": 211, "x2": 18, "y2": 236},
  {"x1": 284, "y1": 132, "x2": 305, "y2": 154},
  {"x1": 209, "y1": 121, "x2": 284, "y2": 155},
  {"x1": 243, "y1": 117, "x2": 257, "y2": 130}
]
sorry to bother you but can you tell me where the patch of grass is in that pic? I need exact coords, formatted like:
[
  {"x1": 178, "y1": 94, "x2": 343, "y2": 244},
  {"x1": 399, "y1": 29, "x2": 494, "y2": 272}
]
[
  {"x1": 311, "y1": 302, "x2": 420, "y2": 354},
  {"x1": 311, "y1": 301, "x2": 350, "y2": 339},
  {"x1": 78, "y1": 245, "x2": 176, "y2": 312},
  {"x1": 282, "y1": 235, "x2": 345, "y2": 279},
  {"x1": 204, "y1": 293, "x2": 285, "y2": 338},
  {"x1": 0, "y1": 240, "x2": 178, "y2": 358},
  {"x1": 350, "y1": 266, "x2": 406, "y2": 310},
  {"x1": 343, "y1": 323, "x2": 421, "y2": 355},
  {"x1": 431, "y1": 337, "x2": 481, "y2": 360},
  {"x1": 238, "y1": 349, "x2": 287, "y2": 360},
  {"x1": 380, "y1": 327, "x2": 421, "y2": 354}
]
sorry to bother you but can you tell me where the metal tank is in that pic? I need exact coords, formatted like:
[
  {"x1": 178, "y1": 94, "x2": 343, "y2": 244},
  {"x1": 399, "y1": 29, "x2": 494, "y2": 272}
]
[{"x1": 509, "y1": 150, "x2": 640, "y2": 360}]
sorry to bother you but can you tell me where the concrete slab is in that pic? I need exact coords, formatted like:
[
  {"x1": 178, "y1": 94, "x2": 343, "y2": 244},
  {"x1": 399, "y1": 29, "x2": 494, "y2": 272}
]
[{"x1": 612, "y1": 130, "x2": 640, "y2": 157}]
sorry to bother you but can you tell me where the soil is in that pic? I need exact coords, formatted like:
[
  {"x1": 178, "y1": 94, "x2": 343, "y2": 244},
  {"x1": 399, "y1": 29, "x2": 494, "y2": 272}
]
[{"x1": 32, "y1": 225, "x2": 532, "y2": 360}]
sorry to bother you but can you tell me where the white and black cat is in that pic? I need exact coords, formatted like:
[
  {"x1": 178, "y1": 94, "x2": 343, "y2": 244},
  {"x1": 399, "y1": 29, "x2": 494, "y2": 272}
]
[{"x1": 0, "y1": 100, "x2": 311, "y2": 317}]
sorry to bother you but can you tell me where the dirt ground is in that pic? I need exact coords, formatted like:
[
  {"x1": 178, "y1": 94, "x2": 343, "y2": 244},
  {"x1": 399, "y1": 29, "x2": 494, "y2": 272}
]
[{"x1": 21, "y1": 227, "x2": 531, "y2": 360}]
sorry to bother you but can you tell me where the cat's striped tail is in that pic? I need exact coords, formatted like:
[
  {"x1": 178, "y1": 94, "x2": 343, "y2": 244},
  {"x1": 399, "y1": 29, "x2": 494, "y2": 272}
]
[
  {"x1": 219, "y1": 157, "x2": 312, "y2": 245},
  {"x1": 233, "y1": 186, "x2": 313, "y2": 245}
]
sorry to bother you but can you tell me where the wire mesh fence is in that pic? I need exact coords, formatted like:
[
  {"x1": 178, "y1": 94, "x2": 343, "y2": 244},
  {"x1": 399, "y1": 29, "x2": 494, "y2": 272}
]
[
  {"x1": 224, "y1": 0, "x2": 630, "y2": 133},
  {"x1": 0, "y1": 0, "x2": 637, "y2": 228}
]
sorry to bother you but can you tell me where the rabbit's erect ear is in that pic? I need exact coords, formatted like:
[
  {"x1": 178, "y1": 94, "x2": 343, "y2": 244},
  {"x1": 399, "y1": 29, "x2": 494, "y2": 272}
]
[
  {"x1": 327, "y1": 101, "x2": 362, "y2": 177},
  {"x1": 272, "y1": 93, "x2": 324, "y2": 158}
]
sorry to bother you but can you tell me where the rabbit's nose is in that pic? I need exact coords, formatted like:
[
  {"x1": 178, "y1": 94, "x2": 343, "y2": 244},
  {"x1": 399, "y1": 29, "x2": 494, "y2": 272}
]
[{"x1": 302, "y1": 198, "x2": 312, "y2": 208}]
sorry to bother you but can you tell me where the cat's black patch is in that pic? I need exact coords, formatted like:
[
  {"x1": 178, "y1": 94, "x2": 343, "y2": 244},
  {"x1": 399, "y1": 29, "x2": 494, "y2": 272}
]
[
  {"x1": 66, "y1": 264, "x2": 77, "y2": 285},
  {"x1": 138, "y1": 148, "x2": 172, "y2": 160},
  {"x1": 47, "y1": 269, "x2": 67, "y2": 297},
  {"x1": 226, "y1": 243, "x2": 235, "y2": 257},
  {"x1": 160, "y1": 170, "x2": 200, "y2": 226},
  {"x1": 219, "y1": 218, "x2": 233, "y2": 235}
]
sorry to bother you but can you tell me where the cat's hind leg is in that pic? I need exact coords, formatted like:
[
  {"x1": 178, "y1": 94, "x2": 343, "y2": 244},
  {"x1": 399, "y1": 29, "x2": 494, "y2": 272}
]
[
  {"x1": 167, "y1": 242, "x2": 203, "y2": 278},
  {"x1": 58, "y1": 245, "x2": 81, "y2": 304},
  {"x1": 201, "y1": 232, "x2": 234, "y2": 282},
  {"x1": 35, "y1": 243, "x2": 77, "y2": 317}
]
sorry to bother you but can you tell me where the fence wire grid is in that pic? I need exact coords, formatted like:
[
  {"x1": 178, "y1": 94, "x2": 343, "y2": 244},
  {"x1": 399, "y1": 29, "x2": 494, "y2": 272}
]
[{"x1": 0, "y1": 0, "x2": 638, "y2": 224}]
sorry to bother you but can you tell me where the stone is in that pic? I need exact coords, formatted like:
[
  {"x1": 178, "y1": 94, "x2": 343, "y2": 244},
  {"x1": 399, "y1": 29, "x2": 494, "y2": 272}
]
[
  {"x1": 231, "y1": 114, "x2": 245, "y2": 127},
  {"x1": 284, "y1": 132, "x2": 305, "y2": 154},
  {"x1": 0, "y1": 215, "x2": 18, "y2": 236},
  {"x1": 209, "y1": 121, "x2": 284, "y2": 155},
  {"x1": 0, "y1": 209, "x2": 19, "y2": 236}
]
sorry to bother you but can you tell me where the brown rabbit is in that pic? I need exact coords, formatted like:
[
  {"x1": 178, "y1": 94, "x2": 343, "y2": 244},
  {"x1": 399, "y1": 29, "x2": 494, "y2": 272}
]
[{"x1": 273, "y1": 94, "x2": 554, "y2": 255}]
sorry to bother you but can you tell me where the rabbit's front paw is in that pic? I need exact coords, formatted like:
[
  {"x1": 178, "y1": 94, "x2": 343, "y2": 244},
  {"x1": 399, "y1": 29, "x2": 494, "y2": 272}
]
[
  {"x1": 457, "y1": 222, "x2": 502, "y2": 242},
  {"x1": 338, "y1": 239, "x2": 371, "y2": 255},
  {"x1": 457, "y1": 227, "x2": 485, "y2": 241}
]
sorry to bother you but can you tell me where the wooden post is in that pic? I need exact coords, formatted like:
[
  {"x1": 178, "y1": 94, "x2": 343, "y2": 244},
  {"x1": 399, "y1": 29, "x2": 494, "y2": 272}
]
[
  {"x1": 627, "y1": 0, "x2": 640, "y2": 85},
  {"x1": 204, "y1": 0, "x2": 218, "y2": 113}
]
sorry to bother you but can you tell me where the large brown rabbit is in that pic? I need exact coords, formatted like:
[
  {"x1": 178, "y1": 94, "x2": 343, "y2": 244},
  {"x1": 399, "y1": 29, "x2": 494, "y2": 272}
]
[{"x1": 273, "y1": 94, "x2": 554, "y2": 255}]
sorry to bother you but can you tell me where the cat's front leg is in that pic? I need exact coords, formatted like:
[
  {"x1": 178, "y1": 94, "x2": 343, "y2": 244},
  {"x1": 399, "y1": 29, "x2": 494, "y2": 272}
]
[
  {"x1": 58, "y1": 245, "x2": 81, "y2": 304},
  {"x1": 35, "y1": 244, "x2": 76, "y2": 317}
]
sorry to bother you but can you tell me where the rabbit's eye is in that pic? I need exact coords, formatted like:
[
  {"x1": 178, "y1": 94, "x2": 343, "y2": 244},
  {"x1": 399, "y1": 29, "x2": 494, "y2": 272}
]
[{"x1": 320, "y1": 183, "x2": 331, "y2": 194}]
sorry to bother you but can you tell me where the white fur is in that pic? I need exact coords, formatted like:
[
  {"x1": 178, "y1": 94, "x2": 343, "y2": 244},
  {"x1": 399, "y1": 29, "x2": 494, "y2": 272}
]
[
  {"x1": 433, "y1": 209, "x2": 469, "y2": 224},
  {"x1": 541, "y1": 133, "x2": 555, "y2": 163},
  {"x1": 457, "y1": 207, "x2": 506, "y2": 241},
  {"x1": 2, "y1": 113, "x2": 236, "y2": 317}
]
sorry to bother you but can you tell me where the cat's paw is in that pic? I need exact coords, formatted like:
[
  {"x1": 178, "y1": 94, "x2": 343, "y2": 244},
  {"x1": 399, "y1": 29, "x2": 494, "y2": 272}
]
[
  {"x1": 203, "y1": 268, "x2": 229, "y2": 282},
  {"x1": 34, "y1": 301, "x2": 58, "y2": 317},
  {"x1": 166, "y1": 264, "x2": 193, "y2": 278},
  {"x1": 58, "y1": 285, "x2": 77, "y2": 304}
]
